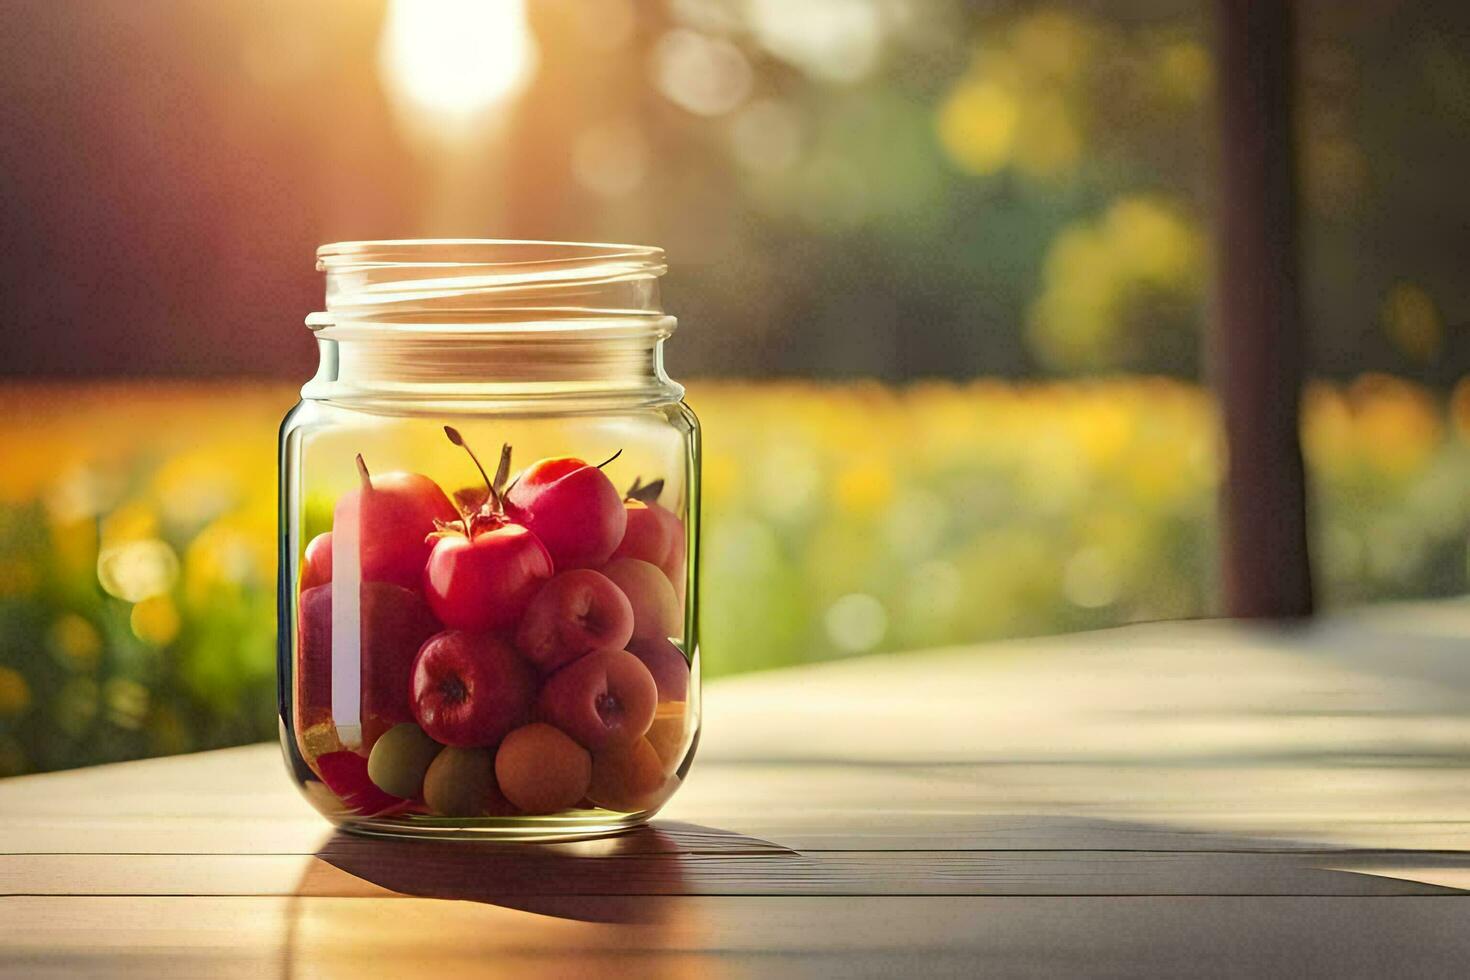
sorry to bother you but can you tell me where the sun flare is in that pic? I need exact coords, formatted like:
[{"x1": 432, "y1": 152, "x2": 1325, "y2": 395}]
[{"x1": 378, "y1": 0, "x2": 538, "y2": 121}]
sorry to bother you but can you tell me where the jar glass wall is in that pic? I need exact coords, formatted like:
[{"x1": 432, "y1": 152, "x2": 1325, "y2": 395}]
[{"x1": 278, "y1": 241, "x2": 700, "y2": 840}]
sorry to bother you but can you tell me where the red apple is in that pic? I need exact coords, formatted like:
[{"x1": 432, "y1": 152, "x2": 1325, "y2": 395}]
[
  {"x1": 515, "y1": 569, "x2": 635, "y2": 673},
  {"x1": 301, "y1": 531, "x2": 333, "y2": 590},
  {"x1": 411, "y1": 631, "x2": 536, "y2": 747},
  {"x1": 423, "y1": 523, "x2": 553, "y2": 632},
  {"x1": 537, "y1": 649, "x2": 658, "y2": 751},
  {"x1": 333, "y1": 455, "x2": 458, "y2": 589},
  {"x1": 295, "y1": 581, "x2": 442, "y2": 735},
  {"x1": 600, "y1": 558, "x2": 681, "y2": 641},
  {"x1": 625, "y1": 636, "x2": 690, "y2": 702},
  {"x1": 506, "y1": 456, "x2": 627, "y2": 570}
]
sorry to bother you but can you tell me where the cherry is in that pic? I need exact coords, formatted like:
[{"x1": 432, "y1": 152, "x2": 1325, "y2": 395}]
[
  {"x1": 611, "y1": 476, "x2": 686, "y2": 605},
  {"x1": 514, "y1": 568, "x2": 635, "y2": 674},
  {"x1": 505, "y1": 451, "x2": 627, "y2": 571},
  {"x1": 333, "y1": 455, "x2": 457, "y2": 590},
  {"x1": 601, "y1": 558, "x2": 681, "y2": 641},
  {"x1": 611, "y1": 477, "x2": 678, "y2": 567},
  {"x1": 626, "y1": 636, "x2": 690, "y2": 702},
  {"x1": 422, "y1": 428, "x2": 553, "y2": 632},
  {"x1": 537, "y1": 649, "x2": 658, "y2": 751}
]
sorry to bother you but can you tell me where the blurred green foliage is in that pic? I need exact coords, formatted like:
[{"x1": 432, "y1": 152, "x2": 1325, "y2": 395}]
[
  {"x1": 632, "y1": 2, "x2": 1470, "y2": 384},
  {"x1": 3, "y1": 377, "x2": 1470, "y2": 775}
]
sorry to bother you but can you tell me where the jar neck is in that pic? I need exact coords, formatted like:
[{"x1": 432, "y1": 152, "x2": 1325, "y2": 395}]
[
  {"x1": 304, "y1": 241, "x2": 680, "y2": 410},
  {"x1": 302, "y1": 319, "x2": 682, "y2": 408}
]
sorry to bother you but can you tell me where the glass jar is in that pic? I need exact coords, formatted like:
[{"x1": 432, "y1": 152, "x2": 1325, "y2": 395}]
[{"x1": 278, "y1": 240, "x2": 700, "y2": 840}]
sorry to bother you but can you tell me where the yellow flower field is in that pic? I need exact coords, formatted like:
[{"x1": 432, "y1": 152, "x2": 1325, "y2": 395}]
[{"x1": 1, "y1": 377, "x2": 1468, "y2": 775}]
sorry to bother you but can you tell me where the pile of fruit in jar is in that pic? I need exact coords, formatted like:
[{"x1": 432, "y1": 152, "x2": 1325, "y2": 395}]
[{"x1": 294, "y1": 426, "x2": 691, "y2": 821}]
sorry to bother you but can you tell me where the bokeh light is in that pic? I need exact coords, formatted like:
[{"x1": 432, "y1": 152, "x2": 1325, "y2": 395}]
[
  {"x1": 937, "y1": 81, "x2": 1019, "y2": 176},
  {"x1": 572, "y1": 119, "x2": 648, "y2": 198},
  {"x1": 378, "y1": 0, "x2": 537, "y2": 123},
  {"x1": 97, "y1": 539, "x2": 180, "y2": 604},
  {"x1": 746, "y1": 0, "x2": 884, "y2": 83},
  {"x1": 825, "y1": 593, "x2": 889, "y2": 654},
  {"x1": 653, "y1": 28, "x2": 753, "y2": 117},
  {"x1": 730, "y1": 99, "x2": 803, "y2": 173},
  {"x1": 1027, "y1": 195, "x2": 1206, "y2": 371}
]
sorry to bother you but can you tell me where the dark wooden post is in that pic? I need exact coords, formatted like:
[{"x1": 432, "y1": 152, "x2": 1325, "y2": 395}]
[{"x1": 1213, "y1": 0, "x2": 1313, "y2": 617}]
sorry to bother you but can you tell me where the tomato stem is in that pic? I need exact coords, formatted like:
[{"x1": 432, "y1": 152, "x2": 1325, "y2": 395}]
[
  {"x1": 493, "y1": 444, "x2": 513, "y2": 496},
  {"x1": 444, "y1": 426, "x2": 503, "y2": 513}
]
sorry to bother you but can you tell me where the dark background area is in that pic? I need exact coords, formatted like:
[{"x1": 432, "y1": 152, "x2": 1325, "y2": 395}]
[{"x1": 2, "y1": 0, "x2": 1468, "y2": 383}]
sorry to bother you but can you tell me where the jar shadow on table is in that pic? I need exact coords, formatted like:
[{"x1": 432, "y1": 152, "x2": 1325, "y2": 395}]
[{"x1": 293, "y1": 821, "x2": 796, "y2": 924}]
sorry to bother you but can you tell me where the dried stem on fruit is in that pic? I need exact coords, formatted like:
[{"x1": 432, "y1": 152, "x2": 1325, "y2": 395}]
[
  {"x1": 493, "y1": 443, "x2": 513, "y2": 493},
  {"x1": 429, "y1": 516, "x2": 471, "y2": 541},
  {"x1": 444, "y1": 426, "x2": 500, "y2": 511},
  {"x1": 440, "y1": 427, "x2": 519, "y2": 537},
  {"x1": 624, "y1": 476, "x2": 665, "y2": 504}
]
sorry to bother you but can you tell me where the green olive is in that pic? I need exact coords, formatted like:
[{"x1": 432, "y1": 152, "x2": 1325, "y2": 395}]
[
  {"x1": 367, "y1": 723, "x2": 442, "y2": 799},
  {"x1": 422, "y1": 746, "x2": 497, "y2": 817}
]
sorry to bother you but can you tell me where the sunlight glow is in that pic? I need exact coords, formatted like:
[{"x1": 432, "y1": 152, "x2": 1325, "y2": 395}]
[{"x1": 378, "y1": 0, "x2": 537, "y2": 122}]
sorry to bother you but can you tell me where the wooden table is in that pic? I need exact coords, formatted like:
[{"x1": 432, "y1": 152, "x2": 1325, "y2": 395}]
[{"x1": 5, "y1": 604, "x2": 1470, "y2": 977}]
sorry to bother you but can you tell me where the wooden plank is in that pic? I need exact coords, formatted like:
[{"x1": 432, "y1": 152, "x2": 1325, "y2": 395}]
[
  {"x1": 2, "y1": 849, "x2": 1466, "y2": 899},
  {"x1": 0, "y1": 816, "x2": 328, "y2": 857},
  {"x1": 0, "y1": 897, "x2": 289, "y2": 980},
  {"x1": 4, "y1": 614, "x2": 1470, "y2": 855},
  {"x1": 1, "y1": 608, "x2": 1468, "y2": 977},
  {"x1": 1212, "y1": 0, "x2": 1313, "y2": 617},
  {"x1": 6, "y1": 895, "x2": 1470, "y2": 979},
  {"x1": 0, "y1": 815, "x2": 785, "y2": 858},
  {"x1": 8, "y1": 748, "x2": 1470, "y2": 855}
]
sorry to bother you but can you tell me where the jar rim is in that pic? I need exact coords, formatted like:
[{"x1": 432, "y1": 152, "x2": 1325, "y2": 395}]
[
  {"x1": 317, "y1": 239, "x2": 665, "y2": 272},
  {"x1": 315, "y1": 239, "x2": 668, "y2": 325}
]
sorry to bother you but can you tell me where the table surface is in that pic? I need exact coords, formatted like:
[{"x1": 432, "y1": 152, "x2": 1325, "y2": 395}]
[{"x1": 4, "y1": 603, "x2": 1470, "y2": 978}]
